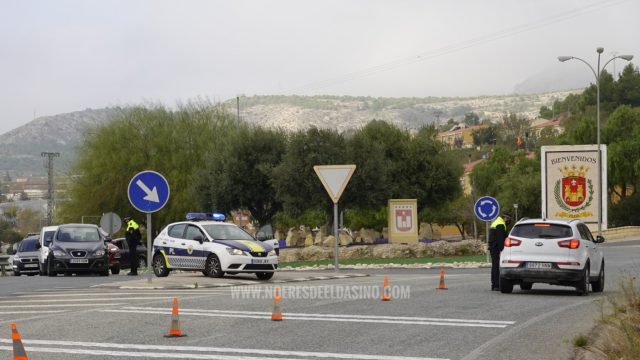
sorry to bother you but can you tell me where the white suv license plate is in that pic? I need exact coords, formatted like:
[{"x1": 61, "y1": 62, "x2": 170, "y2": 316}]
[
  {"x1": 526, "y1": 262, "x2": 552, "y2": 269},
  {"x1": 251, "y1": 258, "x2": 270, "y2": 264},
  {"x1": 24, "y1": 264, "x2": 38, "y2": 268},
  {"x1": 70, "y1": 259, "x2": 89, "y2": 264}
]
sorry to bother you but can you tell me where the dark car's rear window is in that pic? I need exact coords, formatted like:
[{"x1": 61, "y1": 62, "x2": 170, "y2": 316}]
[
  {"x1": 510, "y1": 223, "x2": 573, "y2": 239},
  {"x1": 18, "y1": 238, "x2": 39, "y2": 252}
]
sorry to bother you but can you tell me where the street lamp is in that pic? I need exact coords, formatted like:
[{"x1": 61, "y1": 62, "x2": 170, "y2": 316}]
[{"x1": 558, "y1": 47, "x2": 634, "y2": 236}]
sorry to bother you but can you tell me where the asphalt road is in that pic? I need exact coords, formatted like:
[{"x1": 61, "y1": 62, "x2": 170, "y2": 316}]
[{"x1": 1, "y1": 240, "x2": 639, "y2": 360}]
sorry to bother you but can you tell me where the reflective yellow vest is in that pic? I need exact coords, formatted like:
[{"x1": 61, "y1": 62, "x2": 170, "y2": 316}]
[
  {"x1": 491, "y1": 216, "x2": 505, "y2": 229},
  {"x1": 127, "y1": 219, "x2": 139, "y2": 231}
]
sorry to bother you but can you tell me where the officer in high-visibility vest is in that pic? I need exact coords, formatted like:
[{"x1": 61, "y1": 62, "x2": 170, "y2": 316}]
[
  {"x1": 124, "y1": 215, "x2": 142, "y2": 276},
  {"x1": 488, "y1": 212, "x2": 512, "y2": 291}
]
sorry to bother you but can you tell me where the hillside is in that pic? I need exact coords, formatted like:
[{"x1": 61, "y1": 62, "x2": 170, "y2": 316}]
[{"x1": 0, "y1": 91, "x2": 577, "y2": 176}]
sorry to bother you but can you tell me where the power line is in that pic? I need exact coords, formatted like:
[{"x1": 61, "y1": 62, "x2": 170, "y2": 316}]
[{"x1": 287, "y1": 0, "x2": 631, "y2": 94}]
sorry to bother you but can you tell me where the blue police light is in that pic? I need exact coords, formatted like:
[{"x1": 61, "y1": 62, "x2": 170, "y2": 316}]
[
  {"x1": 185, "y1": 212, "x2": 226, "y2": 221},
  {"x1": 186, "y1": 213, "x2": 208, "y2": 221},
  {"x1": 210, "y1": 212, "x2": 226, "y2": 221}
]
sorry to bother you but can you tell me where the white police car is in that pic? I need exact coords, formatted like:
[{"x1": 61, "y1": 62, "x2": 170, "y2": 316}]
[{"x1": 152, "y1": 213, "x2": 278, "y2": 280}]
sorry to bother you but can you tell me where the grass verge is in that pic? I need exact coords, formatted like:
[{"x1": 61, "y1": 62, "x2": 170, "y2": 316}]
[
  {"x1": 575, "y1": 273, "x2": 640, "y2": 359},
  {"x1": 280, "y1": 255, "x2": 486, "y2": 268}
]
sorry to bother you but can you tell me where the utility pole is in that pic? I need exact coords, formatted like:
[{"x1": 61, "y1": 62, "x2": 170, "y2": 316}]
[{"x1": 41, "y1": 152, "x2": 60, "y2": 226}]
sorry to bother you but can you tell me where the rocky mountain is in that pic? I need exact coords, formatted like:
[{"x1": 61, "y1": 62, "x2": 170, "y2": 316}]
[
  {"x1": 0, "y1": 91, "x2": 577, "y2": 176},
  {"x1": 0, "y1": 108, "x2": 126, "y2": 177}
]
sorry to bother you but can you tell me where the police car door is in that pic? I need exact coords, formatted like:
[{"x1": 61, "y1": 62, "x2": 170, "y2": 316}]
[
  {"x1": 164, "y1": 223, "x2": 187, "y2": 268},
  {"x1": 182, "y1": 225, "x2": 206, "y2": 269}
]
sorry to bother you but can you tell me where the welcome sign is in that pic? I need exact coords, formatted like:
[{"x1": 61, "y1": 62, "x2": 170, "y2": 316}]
[{"x1": 541, "y1": 145, "x2": 607, "y2": 231}]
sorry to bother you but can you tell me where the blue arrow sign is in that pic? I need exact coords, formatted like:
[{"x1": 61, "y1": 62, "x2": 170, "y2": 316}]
[
  {"x1": 128, "y1": 171, "x2": 170, "y2": 213},
  {"x1": 474, "y1": 196, "x2": 500, "y2": 222}
]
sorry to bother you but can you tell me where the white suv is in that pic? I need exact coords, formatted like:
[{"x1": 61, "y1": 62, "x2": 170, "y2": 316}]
[{"x1": 499, "y1": 218, "x2": 605, "y2": 295}]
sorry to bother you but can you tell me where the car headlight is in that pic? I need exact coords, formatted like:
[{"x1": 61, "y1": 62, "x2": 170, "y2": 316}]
[
  {"x1": 94, "y1": 250, "x2": 105, "y2": 257},
  {"x1": 53, "y1": 250, "x2": 66, "y2": 257},
  {"x1": 13, "y1": 255, "x2": 20, "y2": 262},
  {"x1": 226, "y1": 247, "x2": 246, "y2": 256},
  {"x1": 268, "y1": 250, "x2": 276, "y2": 257}
]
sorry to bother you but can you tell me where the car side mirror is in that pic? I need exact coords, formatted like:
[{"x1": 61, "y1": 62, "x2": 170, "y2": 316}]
[
  {"x1": 596, "y1": 235, "x2": 605, "y2": 243},
  {"x1": 36, "y1": 243, "x2": 42, "y2": 249},
  {"x1": 194, "y1": 235, "x2": 204, "y2": 244}
]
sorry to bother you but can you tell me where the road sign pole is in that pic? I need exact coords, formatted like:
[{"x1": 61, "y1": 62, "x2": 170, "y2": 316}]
[
  {"x1": 486, "y1": 221, "x2": 490, "y2": 263},
  {"x1": 147, "y1": 213, "x2": 152, "y2": 284},
  {"x1": 334, "y1": 203, "x2": 339, "y2": 272}
]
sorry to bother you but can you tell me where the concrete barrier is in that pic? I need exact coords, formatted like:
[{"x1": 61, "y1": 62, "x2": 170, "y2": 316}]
[{"x1": 601, "y1": 226, "x2": 640, "y2": 241}]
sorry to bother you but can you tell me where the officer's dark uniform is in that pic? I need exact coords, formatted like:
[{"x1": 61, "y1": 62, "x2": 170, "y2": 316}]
[
  {"x1": 488, "y1": 214, "x2": 510, "y2": 290},
  {"x1": 124, "y1": 217, "x2": 142, "y2": 275}
]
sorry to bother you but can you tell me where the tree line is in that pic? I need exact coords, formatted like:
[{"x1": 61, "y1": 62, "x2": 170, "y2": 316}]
[{"x1": 58, "y1": 103, "x2": 462, "y2": 235}]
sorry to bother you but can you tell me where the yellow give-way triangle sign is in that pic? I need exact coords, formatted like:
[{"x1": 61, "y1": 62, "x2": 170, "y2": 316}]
[{"x1": 313, "y1": 165, "x2": 356, "y2": 204}]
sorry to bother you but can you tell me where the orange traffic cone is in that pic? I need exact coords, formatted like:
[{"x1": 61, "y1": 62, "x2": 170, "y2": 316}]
[
  {"x1": 381, "y1": 275, "x2": 392, "y2": 301},
  {"x1": 271, "y1": 287, "x2": 283, "y2": 321},
  {"x1": 164, "y1": 297, "x2": 186, "y2": 337},
  {"x1": 436, "y1": 265, "x2": 448, "y2": 290},
  {"x1": 11, "y1": 323, "x2": 29, "y2": 360}
]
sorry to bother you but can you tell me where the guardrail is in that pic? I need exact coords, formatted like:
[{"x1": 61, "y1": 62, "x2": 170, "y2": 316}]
[{"x1": 0, "y1": 255, "x2": 11, "y2": 276}]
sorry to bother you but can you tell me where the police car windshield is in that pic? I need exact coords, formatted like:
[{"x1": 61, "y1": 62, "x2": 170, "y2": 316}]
[
  {"x1": 202, "y1": 224, "x2": 254, "y2": 241},
  {"x1": 57, "y1": 227, "x2": 101, "y2": 242}
]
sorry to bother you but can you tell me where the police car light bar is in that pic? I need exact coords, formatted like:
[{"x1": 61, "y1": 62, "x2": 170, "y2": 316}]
[{"x1": 185, "y1": 212, "x2": 226, "y2": 221}]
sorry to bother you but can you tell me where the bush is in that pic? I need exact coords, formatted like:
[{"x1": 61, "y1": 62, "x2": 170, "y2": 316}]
[
  {"x1": 610, "y1": 194, "x2": 640, "y2": 227},
  {"x1": 344, "y1": 207, "x2": 387, "y2": 231}
]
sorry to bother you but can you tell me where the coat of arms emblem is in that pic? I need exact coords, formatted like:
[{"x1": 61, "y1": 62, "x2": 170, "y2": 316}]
[
  {"x1": 395, "y1": 208, "x2": 412, "y2": 232},
  {"x1": 554, "y1": 165, "x2": 594, "y2": 212}
]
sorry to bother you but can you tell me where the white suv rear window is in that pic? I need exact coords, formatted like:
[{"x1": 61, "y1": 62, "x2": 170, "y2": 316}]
[{"x1": 511, "y1": 223, "x2": 573, "y2": 239}]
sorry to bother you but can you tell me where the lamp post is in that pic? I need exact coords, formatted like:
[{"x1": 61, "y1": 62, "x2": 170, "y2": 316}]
[{"x1": 558, "y1": 48, "x2": 634, "y2": 236}]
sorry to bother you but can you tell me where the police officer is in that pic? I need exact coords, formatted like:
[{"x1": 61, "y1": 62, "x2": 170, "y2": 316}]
[
  {"x1": 488, "y1": 212, "x2": 512, "y2": 290},
  {"x1": 124, "y1": 215, "x2": 142, "y2": 276}
]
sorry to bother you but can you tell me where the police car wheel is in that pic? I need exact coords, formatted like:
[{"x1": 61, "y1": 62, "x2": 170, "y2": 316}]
[
  {"x1": 152, "y1": 253, "x2": 170, "y2": 277},
  {"x1": 205, "y1": 254, "x2": 224, "y2": 278},
  {"x1": 256, "y1": 272, "x2": 274, "y2": 280}
]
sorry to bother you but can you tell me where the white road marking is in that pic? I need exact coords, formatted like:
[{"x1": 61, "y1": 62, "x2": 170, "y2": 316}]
[
  {"x1": 0, "y1": 304, "x2": 125, "y2": 308},
  {"x1": 0, "y1": 340, "x2": 447, "y2": 360},
  {"x1": 0, "y1": 296, "x2": 176, "y2": 303},
  {"x1": 0, "y1": 310, "x2": 68, "y2": 314},
  {"x1": 102, "y1": 307, "x2": 513, "y2": 328}
]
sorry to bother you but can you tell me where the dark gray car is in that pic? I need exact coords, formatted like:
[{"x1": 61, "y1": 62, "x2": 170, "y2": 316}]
[
  {"x1": 12, "y1": 236, "x2": 40, "y2": 276},
  {"x1": 44, "y1": 224, "x2": 110, "y2": 276}
]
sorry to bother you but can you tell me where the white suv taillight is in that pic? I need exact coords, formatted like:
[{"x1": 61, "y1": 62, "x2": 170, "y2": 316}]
[
  {"x1": 558, "y1": 239, "x2": 580, "y2": 249},
  {"x1": 504, "y1": 237, "x2": 522, "y2": 247}
]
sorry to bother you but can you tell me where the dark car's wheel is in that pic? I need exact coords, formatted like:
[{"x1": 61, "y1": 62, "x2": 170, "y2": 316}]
[
  {"x1": 47, "y1": 257, "x2": 57, "y2": 277},
  {"x1": 152, "y1": 253, "x2": 170, "y2": 277},
  {"x1": 138, "y1": 257, "x2": 147, "y2": 269},
  {"x1": 13, "y1": 270, "x2": 20, "y2": 276},
  {"x1": 204, "y1": 254, "x2": 224, "y2": 278},
  {"x1": 111, "y1": 264, "x2": 120, "y2": 275},
  {"x1": 576, "y1": 264, "x2": 590, "y2": 296},
  {"x1": 500, "y1": 277, "x2": 513, "y2": 293},
  {"x1": 591, "y1": 262, "x2": 605, "y2": 293},
  {"x1": 99, "y1": 269, "x2": 109, "y2": 276},
  {"x1": 520, "y1": 282, "x2": 533, "y2": 291},
  {"x1": 256, "y1": 272, "x2": 274, "y2": 280},
  {"x1": 39, "y1": 262, "x2": 48, "y2": 276}
]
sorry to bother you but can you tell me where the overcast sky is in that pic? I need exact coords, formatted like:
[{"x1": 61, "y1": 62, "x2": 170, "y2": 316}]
[{"x1": 1, "y1": 0, "x2": 638, "y2": 135}]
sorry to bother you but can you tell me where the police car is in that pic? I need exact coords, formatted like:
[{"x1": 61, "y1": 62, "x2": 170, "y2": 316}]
[{"x1": 151, "y1": 213, "x2": 278, "y2": 280}]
